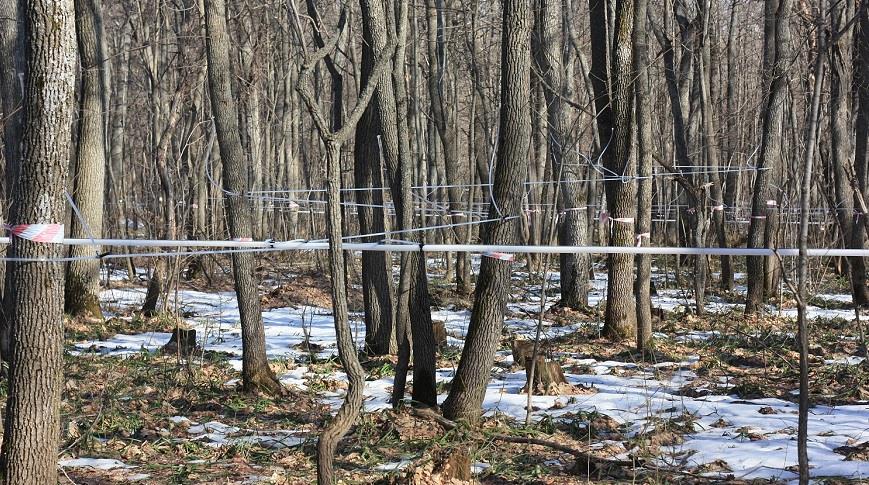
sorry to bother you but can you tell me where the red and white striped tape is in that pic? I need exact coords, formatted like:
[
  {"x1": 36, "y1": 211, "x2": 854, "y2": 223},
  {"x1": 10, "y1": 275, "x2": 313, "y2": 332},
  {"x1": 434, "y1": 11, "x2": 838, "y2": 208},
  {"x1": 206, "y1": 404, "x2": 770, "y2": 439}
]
[
  {"x1": 483, "y1": 251, "x2": 515, "y2": 262},
  {"x1": 599, "y1": 211, "x2": 634, "y2": 224},
  {"x1": 5, "y1": 224, "x2": 64, "y2": 243}
]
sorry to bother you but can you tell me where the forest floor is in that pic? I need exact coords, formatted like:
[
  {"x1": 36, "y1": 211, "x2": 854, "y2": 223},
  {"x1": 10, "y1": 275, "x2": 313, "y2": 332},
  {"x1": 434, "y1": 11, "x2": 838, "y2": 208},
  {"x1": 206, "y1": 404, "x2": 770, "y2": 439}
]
[{"x1": 32, "y1": 257, "x2": 869, "y2": 484}]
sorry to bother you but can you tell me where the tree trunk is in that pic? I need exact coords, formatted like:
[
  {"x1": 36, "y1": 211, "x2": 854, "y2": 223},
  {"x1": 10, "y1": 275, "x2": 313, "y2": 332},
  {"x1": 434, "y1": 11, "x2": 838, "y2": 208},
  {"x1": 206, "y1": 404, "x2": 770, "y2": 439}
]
[
  {"x1": 590, "y1": 0, "x2": 638, "y2": 340},
  {"x1": 0, "y1": 0, "x2": 76, "y2": 482},
  {"x1": 532, "y1": 0, "x2": 588, "y2": 309},
  {"x1": 65, "y1": 0, "x2": 108, "y2": 321},
  {"x1": 355, "y1": 0, "x2": 397, "y2": 356},
  {"x1": 204, "y1": 0, "x2": 282, "y2": 394},
  {"x1": 721, "y1": 0, "x2": 739, "y2": 291},
  {"x1": 0, "y1": 0, "x2": 26, "y2": 361},
  {"x1": 633, "y1": 0, "x2": 653, "y2": 352},
  {"x1": 292, "y1": 2, "x2": 396, "y2": 478},
  {"x1": 796, "y1": 5, "x2": 826, "y2": 481},
  {"x1": 106, "y1": 16, "x2": 133, "y2": 278},
  {"x1": 698, "y1": 0, "x2": 730, "y2": 294},
  {"x1": 426, "y1": 0, "x2": 471, "y2": 294},
  {"x1": 829, "y1": 0, "x2": 869, "y2": 306},
  {"x1": 856, "y1": 0, "x2": 869, "y2": 295},
  {"x1": 140, "y1": 92, "x2": 183, "y2": 316},
  {"x1": 370, "y1": 0, "x2": 438, "y2": 407},
  {"x1": 745, "y1": 0, "x2": 792, "y2": 315},
  {"x1": 441, "y1": 0, "x2": 531, "y2": 423}
]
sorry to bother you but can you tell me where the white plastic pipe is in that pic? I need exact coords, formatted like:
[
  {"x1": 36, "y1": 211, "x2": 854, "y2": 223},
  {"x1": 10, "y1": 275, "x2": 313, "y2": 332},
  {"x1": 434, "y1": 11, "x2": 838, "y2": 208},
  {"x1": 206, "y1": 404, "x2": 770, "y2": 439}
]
[{"x1": 1, "y1": 237, "x2": 868, "y2": 257}]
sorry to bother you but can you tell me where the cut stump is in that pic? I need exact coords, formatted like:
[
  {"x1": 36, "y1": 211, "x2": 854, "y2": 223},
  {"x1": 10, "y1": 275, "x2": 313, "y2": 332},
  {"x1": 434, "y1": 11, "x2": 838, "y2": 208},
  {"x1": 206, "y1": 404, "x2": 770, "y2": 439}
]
[
  {"x1": 522, "y1": 355, "x2": 568, "y2": 395},
  {"x1": 161, "y1": 328, "x2": 198, "y2": 356}
]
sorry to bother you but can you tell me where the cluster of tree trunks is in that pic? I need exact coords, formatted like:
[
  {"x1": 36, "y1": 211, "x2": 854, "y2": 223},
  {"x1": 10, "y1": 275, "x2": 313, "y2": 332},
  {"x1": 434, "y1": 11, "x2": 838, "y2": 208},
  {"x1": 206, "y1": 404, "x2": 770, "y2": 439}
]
[{"x1": 3, "y1": 0, "x2": 869, "y2": 483}]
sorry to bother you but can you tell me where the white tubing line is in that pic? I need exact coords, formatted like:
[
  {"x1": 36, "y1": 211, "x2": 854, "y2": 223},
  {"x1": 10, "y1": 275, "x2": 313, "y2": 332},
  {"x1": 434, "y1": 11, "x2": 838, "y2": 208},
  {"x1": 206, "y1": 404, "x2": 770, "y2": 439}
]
[{"x1": 2, "y1": 237, "x2": 869, "y2": 257}]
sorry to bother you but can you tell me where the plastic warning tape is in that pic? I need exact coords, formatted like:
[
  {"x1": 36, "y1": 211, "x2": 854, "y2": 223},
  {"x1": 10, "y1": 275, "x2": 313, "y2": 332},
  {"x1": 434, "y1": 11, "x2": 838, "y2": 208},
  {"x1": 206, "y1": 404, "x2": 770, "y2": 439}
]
[
  {"x1": 483, "y1": 251, "x2": 515, "y2": 262},
  {"x1": 5, "y1": 224, "x2": 64, "y2": 243}
]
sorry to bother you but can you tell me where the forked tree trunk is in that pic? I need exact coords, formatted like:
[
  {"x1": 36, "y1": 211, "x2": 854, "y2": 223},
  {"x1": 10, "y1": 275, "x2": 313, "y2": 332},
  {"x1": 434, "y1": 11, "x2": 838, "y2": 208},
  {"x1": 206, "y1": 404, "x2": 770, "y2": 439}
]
[
  {"x1": 590, "y1": 0, "x2": 638, "y2": 340},
  {"x1": 204, "y1": 0, "x2": 282, "y2": 394},
  {"x1": 355, "y1": 0, "x2": 397, "y2": 355},
  {"x1": 441, "y1": 0, "x2": 531, "y2": 422},
  {"x1": 65, "y1": 0, "x2": 108, "y2": 320},
  {"x1": 292, "y1": 2, "x2": 396, "y2": 479},
  {"x1": 370, "y1": 0, "x2": 438, "y2": 407},
  {"x1": 0, "y1": 0, "x2": 76, "y2": 481}
]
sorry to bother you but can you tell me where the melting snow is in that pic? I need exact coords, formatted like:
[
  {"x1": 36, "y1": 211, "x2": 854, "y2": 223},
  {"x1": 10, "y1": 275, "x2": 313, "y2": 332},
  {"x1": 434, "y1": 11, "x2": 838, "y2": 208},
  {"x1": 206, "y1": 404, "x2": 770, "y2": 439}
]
[
  {"x1": 72, "y1": 274, "x2": 869, "y2": 480},
  {"x1": 59, "y1": 458, "x2": 133, "y2": 470}
]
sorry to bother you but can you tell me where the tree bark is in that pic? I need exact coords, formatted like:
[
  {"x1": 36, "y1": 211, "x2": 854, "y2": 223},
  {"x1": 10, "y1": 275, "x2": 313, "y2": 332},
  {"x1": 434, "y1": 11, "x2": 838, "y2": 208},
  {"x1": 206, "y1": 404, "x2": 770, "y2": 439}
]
[
  {"x1": 745, "y1": 0, "x2": 792, "y2": 314},
  {"x1": 441, "y1": 0, "x2": 531, "y2": 423},
  {"x1": 590, "y1": 0, "x2": 638, "y2": 340},
  {"x1": 377, "y1": 0, "x2": 438, "y2": 407},
  {"x1": 0, "y1": 0, "x2": 76, "y2": 481},
  {"x1": 533, "y1": 0, "x2": 588, "y2": 309},
  {"x1": 0, "y1": 0, "x2": 25, "y2": 361},
  {"x1": 721, "y1": 0, "x2": 739, "y2": 291},
  {"x1": 856, "y1": 0, "x2": 869, "y2": 286},
  {"x1": 355, "y1": 0, "x2": 397, "y2": 356},
  {"x1": 204, "y1": 0, "x2": 282, "y2": 394},
  {"x1": 698, "y1": 0, "x2": 730, "y2": 295},
  {"x1": 425, "y1": 0, "x2": 471, "y2": 294},
  {"x1": 292, "y1": 2, "x2": 396, "y2": 478},
  {"x1": 633, "y1": 0, "x2": 653, "y2": 351},
  {"x1": 65, "y1": 0, "x2": 108, "y2": 320},
  {"x1": 829, "y1": 0, "x2": 869, "y2": 306}
]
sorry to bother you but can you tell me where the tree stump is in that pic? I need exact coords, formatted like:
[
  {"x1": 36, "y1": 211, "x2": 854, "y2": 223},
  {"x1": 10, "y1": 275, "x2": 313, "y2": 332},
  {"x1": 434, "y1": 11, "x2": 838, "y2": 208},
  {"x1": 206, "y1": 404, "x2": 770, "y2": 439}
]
[
  {"x1": 433, "y1": 320, "x2": 447, "y2": 349},
  {"x1": 511, "y1": 338, "x2": 545, "y2": 367},
  {"x1": 431, "y1": 445, "x2": 471, "y2": 481},
  {"x1": 161, "y1": 328, "x2": 198, "y2": 356},
  {"x1": 522, "y1": 356, "x2": 568, "y2": 395}
]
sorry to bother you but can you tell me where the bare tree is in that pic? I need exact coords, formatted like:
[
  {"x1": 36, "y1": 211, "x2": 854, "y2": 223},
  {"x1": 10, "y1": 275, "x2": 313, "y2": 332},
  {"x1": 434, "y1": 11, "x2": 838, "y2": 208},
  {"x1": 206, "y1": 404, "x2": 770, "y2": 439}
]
[
  {"x1": 745, "y1": 0, "x2": 792, "y2": 314},
  {"x1": 589, "y1": 0, "x2": 638, "y2": 340},
  {"x1": 0, "y1": 0, "x2": 25, "y2": 361},
  {"x1": 532, "y1": 0, "x2": 589, "y2": 310},
  {"x1": 795, "y1": 3, "x2": 827, "y2": 481},
  {"x1": 425, "y1": 0, "x2": 472, "y2": 294},
  {"x1": 291, "y1": 2, "x2": 396, "y2": 480},
  {"x1": 65, "y1": 0, "x2": 108, "y2": 320},
  {"x1": 857, "y1": 0, "x2": 869, "y2": 259},
  {"x1": 829, "y1": 0, "x2": 869, "y2": 306},
  {"x1": 360, "y1": 0, "x2": 439, "y2": 407},
  {"x1": 633, "y1": 0, "x2": 653, "y2": 351},
  {"x1": 441, "y1": 0, "x2": 532, "y2": 422},
  {"x1": 0, "y1": 0, "x2": 76, "y2": 481},
  {"x1": 355, "y1": 0, "x2": 397, "y2": 356},
  {"x1": 204, "y1": 0, "x2": 282, "y2": 395}
]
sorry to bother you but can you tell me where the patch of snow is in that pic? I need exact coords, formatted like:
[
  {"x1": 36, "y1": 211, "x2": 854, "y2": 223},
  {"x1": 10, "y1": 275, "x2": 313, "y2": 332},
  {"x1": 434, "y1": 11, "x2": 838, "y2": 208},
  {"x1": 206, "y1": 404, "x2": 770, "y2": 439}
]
[
  {"x1": 59, "y1": 458, "x2": 133, "y2": 470},
  {"x1": 79, "y1": 273, "x2": 869, "y2": 480},
  {"x1": 374, "y1": 459, "x2": 413, "y2": 471}
]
